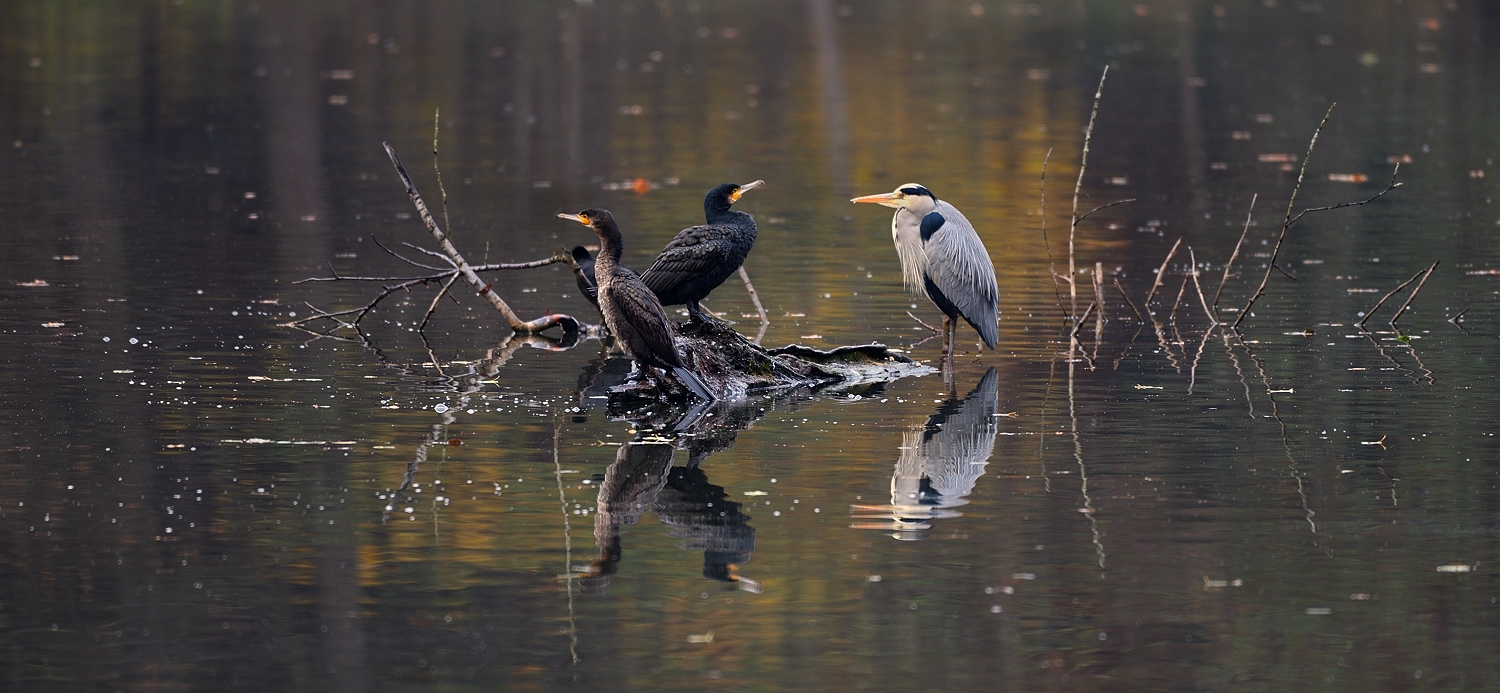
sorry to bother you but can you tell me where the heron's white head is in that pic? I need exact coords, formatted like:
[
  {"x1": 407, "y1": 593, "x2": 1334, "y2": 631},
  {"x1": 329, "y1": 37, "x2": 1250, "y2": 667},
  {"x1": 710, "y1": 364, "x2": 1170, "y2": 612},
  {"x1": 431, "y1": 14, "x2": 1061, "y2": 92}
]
[{"x1": 851, "y1": 184, "x2": 937, "y2": 215}]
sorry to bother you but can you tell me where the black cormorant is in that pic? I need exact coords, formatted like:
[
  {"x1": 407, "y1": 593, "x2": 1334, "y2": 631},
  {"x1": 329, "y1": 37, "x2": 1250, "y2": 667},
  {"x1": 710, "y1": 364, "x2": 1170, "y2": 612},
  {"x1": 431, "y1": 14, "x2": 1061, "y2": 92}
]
[
  {"x1": 570, "y1": 245, "x2": 599, "y2": 308},
  {"x1": 640, "y1": 180, "x2": 765, "y2": 323},
  {"x1": 558, "y1": 209, "x2": 716, "y2": 401}
]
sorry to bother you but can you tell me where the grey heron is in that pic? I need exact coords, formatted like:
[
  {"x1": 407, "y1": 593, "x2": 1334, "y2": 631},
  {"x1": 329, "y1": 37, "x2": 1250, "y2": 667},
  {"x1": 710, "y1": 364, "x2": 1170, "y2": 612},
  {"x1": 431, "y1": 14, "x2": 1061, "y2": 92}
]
[
  {"x1": 641, "y1": 180, "x2": 765, "y2": 323},
  {"x1": 852, "y1": 184, "x2": 999, "y2": 354},
  {"x1": 558, "y1": 209, "x2": 716, "y2": 401}
]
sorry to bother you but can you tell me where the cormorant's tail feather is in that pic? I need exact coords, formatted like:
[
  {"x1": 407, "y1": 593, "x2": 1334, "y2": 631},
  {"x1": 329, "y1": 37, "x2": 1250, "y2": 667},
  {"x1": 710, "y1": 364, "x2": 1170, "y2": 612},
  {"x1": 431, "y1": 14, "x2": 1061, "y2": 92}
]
[{"x1": 671, "y1": 367, "x2": 717, "y2": 402}]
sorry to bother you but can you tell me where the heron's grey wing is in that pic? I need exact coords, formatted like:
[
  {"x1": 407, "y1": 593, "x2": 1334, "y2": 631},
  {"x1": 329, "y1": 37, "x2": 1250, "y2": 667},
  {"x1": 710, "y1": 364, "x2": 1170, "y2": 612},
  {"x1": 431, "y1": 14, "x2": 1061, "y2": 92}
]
[
  {"x1": 924, "y1": 202, "x2": 1000, "y2": 347},
  {"x1": 920, "y1": 367, "x2": 999, "y2": 500},
  {"x1": 640, "y1": 225, "x2": 736, "y2": 295}
]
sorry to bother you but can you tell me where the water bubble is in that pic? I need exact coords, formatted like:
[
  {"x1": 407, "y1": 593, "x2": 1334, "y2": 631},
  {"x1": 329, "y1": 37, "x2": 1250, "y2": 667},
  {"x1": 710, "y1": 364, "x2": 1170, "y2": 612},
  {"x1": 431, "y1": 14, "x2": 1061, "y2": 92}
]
[{"x1": 434, "y1": 404, "x2": 449, "y2": 413}]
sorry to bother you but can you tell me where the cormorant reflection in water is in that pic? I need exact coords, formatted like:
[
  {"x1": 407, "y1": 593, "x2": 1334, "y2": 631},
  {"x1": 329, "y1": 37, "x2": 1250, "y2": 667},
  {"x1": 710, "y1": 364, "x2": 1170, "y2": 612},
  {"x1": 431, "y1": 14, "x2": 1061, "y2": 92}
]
[
  {"x1": 578, "y1": 436, "x2": 757, "y2": 590},
  {"x1": 851, "y1": 367, "x2": 999, "y2": 539}
]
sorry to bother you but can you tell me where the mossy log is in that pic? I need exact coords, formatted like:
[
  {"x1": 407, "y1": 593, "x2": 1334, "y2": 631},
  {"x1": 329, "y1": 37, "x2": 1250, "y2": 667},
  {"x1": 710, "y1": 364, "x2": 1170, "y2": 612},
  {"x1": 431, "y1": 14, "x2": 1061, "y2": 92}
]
[{"x1": 605, "y1": 320, "x2": 933, "y2": 410}]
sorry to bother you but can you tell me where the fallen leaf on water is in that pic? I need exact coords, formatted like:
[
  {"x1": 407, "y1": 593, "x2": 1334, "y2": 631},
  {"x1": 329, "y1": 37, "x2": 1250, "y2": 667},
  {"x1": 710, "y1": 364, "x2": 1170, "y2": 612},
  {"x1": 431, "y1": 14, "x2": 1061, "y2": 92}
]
[
  {"x1": 687, "y1": 631, "x2": 715, "y2": 644},
  {"x1": 17, "y1": 279, "x2": 48, "y2": 287}
]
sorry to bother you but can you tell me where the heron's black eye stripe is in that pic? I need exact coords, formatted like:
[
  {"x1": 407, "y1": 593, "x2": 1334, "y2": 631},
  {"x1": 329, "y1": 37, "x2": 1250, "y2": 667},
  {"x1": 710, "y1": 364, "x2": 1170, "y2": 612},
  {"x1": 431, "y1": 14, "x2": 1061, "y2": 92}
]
[{"x1": 899, "y1": 185, "x2": 931, "y2": 197}]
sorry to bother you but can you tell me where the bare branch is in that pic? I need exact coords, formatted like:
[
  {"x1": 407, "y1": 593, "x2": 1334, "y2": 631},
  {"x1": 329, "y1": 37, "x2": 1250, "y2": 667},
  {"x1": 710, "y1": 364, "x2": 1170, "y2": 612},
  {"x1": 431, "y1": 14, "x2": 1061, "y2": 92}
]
[
  {"x1": 1214, "y1": 193, "x2": 1257, "y2": 309},
  {"x1": 1069, "y1": 302, "x2": 1098, "y2": 339},
  {"x1": 737, "y1": 266, "x2": 770, "y2": 344},
  {"x1": 1188, "y1": 246, "x2": 1217, "y2": 324},
  {"x1": 1285, "y1": 163, "x2": 1403, "y2": 230},
  {"x1": 1069, "y1": 66, "x2": 1109, "y2": 320},
  {"x1": 1391, "y1": 260, "x2": 1439, "y2": 325},
  {"x1": 905, "y1": 310, "x2": 942, "y2": 334},
  {"x1": 1167, "y1": 273, "x2": 1189, "y2": 323},
  {"x1": 1143, "y1": 238, "x2": 1183, "y2": 309},
  {"x1": 1075, "y1": 198, "x2": 1136, "y2": 224},
  {"x1": 1113, "y1": 278, "x2": 1143, "y2": 322},
  {"x1": 418, "y1": 272, "x2": 462, "y2": 332},
  {"x1": 1357, "y1": 264, "x2": 1428, "y2": 327},
  {"x1": 294, "y1": 270, "x2": 454, "y2": 284},
  {"x1": 400, "y1": 241, "x2": 460, "y2": 267},
  {"x1": 372, "y1": 235, "x2": 454, "y2": 271},
  {"x1": 383, "y1": 142, "x2": 590, "y2": 335},
  {"x1": 1038, "y1": 148, "x2": 1067, "y2": 318},
  {"x1": 1232, "y1": 105, "x2": 1402, "y2": 330}
]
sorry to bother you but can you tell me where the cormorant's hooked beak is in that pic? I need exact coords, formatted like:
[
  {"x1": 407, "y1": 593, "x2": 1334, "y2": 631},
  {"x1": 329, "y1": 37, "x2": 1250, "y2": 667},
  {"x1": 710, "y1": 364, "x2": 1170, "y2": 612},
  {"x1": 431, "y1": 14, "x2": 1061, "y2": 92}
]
[
  {"x1": 557, "y1": 212, "x2": 590, "y2": 225},
  {"x1": 729, "y1": 179, "x2": 765, "y2": 204},
  {"x1": 850, "y1": 190, "x2": 906, "y2": 209}
]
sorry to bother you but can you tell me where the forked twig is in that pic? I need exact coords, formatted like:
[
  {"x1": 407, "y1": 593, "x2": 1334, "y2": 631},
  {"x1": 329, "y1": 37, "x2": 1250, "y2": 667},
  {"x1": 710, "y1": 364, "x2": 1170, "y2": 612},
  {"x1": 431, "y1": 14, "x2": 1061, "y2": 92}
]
[
  {"x1": 1234, "y1": 104, "x2": 1403, "y2": 329},
  {"x1": 384, "y1": 142, "x2": 589, "y2": 335},
  {"x1": 1390, "y1": 261, "x2": 1439, "y2": 325},
  {"x1": 1357, "y1": 263, "x2": 1430, "y2": 327}
]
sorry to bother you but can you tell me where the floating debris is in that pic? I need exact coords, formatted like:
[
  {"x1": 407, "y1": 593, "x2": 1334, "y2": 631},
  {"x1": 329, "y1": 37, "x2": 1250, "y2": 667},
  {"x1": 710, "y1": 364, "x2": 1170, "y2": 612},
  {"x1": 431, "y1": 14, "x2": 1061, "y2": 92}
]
[
  {"x1": 1203, "y1": 576, "x2": 1244, "y2": 590},
  {"x1": 1436, "y1": 564, "x2": 1472, "y2": 573}
]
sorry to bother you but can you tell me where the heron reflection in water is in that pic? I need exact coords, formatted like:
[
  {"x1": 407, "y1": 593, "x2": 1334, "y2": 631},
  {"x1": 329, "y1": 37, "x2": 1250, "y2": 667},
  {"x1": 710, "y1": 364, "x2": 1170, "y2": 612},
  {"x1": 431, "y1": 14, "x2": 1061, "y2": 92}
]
[
  {"x1": 851, "y1": 368, "x2": 1000, "y2": 540},
  {"x1": 576, "y1": 432, "x2": 757, "y2": 591}
]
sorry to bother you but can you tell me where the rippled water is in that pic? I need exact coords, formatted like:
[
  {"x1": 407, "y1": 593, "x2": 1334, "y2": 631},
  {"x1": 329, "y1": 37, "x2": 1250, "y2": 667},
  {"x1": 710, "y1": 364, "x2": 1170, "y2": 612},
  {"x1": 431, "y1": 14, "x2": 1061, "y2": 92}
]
[{"x1": 3, "y1": 1, "x2": 1498, "y2": 690}]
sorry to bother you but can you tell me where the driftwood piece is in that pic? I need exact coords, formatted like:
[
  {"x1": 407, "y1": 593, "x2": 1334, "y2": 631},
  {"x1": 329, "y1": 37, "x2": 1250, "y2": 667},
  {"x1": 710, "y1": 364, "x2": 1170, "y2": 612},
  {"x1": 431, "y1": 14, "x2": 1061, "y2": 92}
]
[{"x1": 605, "y1": 320, "x2": 932, "y2": 408}]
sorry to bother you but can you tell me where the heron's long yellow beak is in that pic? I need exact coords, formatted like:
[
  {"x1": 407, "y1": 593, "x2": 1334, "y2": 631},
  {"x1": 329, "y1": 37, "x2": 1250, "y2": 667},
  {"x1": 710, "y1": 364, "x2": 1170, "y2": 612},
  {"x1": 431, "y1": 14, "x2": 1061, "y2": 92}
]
[
  {"x1": 850, "y1": 191, "x2": 905, "y2": 209},
  {"x1": 729, "y1": 179, "x2": 765, "y2": 203},
  {"x1": 557, "y1": 213, "x2": 589, "y2": 225}
]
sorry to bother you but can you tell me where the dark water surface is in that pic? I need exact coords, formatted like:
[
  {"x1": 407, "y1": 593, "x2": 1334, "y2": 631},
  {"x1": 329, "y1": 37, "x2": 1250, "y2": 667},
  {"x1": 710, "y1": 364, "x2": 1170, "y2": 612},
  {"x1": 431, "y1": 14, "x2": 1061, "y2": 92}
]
[{"x1": 3, "y1": 1, "x2": 1499, "y2": 690}]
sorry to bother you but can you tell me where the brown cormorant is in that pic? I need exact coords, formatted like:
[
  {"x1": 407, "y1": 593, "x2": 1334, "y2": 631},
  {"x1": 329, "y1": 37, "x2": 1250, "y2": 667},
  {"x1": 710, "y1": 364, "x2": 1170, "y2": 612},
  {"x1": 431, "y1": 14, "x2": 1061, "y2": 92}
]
[
  {"x1": 640, "y1": 180, "x2": 765, "y2": 323},
  {"x1": 558, "y1": 209, "x2": 716, "y2": 401}
]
